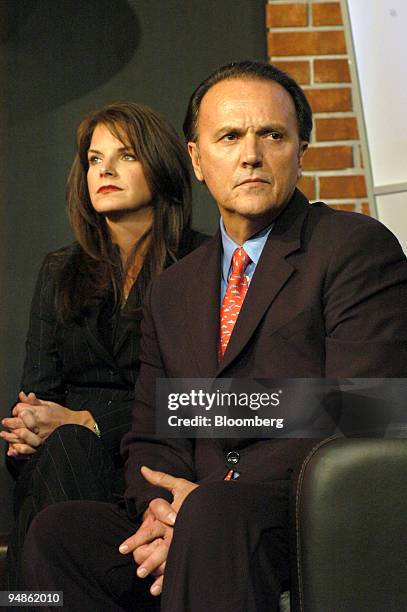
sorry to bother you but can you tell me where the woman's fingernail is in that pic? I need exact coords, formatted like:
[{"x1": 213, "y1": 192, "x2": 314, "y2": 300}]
[
  {"x1": 151, "y1": 584, "x2": 161, "y2": 595},
  {"x1": 137, "y1": 566, "x2": 148, "y2": 578},
  {"x1": 167, "y1": 512, "x2": 176, "y2": 525},
  {"x1": 119, "y1": 544, "x2": 129, "y2": 554}
]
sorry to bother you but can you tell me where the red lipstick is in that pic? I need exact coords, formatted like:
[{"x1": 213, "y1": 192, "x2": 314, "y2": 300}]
[{"x1": 97, "y1": 185, "x2": 122, "y2": 194}]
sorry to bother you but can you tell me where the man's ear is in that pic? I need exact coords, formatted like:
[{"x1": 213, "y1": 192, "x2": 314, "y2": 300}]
[
  {"x1": 297, "y1": 141, "x2": 308, "y2": 179},
  {"x1": 188, "y1": 141, "x2": 204, "y2": 182}
]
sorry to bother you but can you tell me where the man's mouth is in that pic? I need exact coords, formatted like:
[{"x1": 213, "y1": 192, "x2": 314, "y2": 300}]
[{"x1": 238, "y1": 177, "x2": 270, "y2": 187}]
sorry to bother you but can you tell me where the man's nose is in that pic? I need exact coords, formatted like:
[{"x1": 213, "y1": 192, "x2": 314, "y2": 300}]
[{"x1": 241, "y1": 135, "x2": 262, "y2": 167}]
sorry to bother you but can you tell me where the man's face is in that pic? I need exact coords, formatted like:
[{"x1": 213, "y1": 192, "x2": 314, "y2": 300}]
[{"x1": 188, "y1": 78, "x2": 307, "y2": 228}]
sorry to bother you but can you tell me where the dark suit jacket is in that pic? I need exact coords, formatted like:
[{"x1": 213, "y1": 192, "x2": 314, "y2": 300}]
[
  {"x1": 16, "y1": 242, "x2": 136, "y2": 469},
  {"x1": 7, "y1": 231, "x2": 207, "y2": 477},
  {"x1": 122, "y1": 190, "x2": 407, "y2": 516}
]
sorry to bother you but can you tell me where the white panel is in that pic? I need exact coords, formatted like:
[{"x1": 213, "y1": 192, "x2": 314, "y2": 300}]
[
  {"x1": 347, "y1": 0, "x2": 407, "y2": 187},
  {"x1": 376, "y1": 192, "x2": 407, "y2": 253}
]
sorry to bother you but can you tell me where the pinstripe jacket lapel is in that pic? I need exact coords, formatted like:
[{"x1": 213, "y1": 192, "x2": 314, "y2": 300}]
[{"x1": 84, "y1": 308, "x2": 122, "y2": 372}]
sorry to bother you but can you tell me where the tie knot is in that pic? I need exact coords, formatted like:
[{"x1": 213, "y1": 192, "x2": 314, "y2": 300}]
[{"x1": 231, "y1": 247, "x2": 250, "y2": 276}]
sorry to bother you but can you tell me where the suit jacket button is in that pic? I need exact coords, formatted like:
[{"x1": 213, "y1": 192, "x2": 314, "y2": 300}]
[{"x1": 226, "y1": 450, "x2": 240, "y2": 465}]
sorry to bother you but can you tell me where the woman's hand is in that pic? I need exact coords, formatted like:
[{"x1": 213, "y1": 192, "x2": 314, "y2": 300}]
[
  {"x1": 1, "y1": 404, "x2": 42, "y2": 456},
  {"x1": 1, "y1": 391, "x2": 96, "y2": 456}
]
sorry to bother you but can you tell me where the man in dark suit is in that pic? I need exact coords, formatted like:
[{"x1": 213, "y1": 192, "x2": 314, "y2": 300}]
[{"x1": 21, "y1": 61, "x2": 407, "y2": 611}]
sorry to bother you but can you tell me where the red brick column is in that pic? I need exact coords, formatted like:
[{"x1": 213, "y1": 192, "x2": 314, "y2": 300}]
[{"x1": 266, "y1": 1, "x2": 370, "y2": 214}]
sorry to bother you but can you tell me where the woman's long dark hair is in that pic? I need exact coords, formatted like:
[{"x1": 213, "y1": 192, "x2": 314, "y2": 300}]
[{"x1": 56, "y1": 102, "x2": 192, "y2": 323}]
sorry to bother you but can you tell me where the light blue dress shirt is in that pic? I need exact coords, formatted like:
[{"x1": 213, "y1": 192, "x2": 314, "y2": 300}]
[{"x1": 220, "y1": 217, "x2": 273, "y2": 301}]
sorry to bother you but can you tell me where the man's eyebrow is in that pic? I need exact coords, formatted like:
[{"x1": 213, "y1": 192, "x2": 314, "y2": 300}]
[
  {"x1": 258, "y1": 123, "x2": 287, "y2": 132},
  {"x1": 213, "y1": 123, "x2": 288, "y2": 139},
  {"x1": 213, "y1": 125, "x2": 243, "y2": 138}
]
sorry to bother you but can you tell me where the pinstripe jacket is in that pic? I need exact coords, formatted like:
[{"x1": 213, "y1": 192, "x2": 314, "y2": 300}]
[
  {"x1": 8, "y1": 231, "x2": 207, "y2": 476},
  {"x1": 19, "y1": 242, "x2": 137, "y2": 468}
]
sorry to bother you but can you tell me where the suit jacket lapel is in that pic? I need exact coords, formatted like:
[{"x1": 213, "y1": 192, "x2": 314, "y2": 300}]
[
  {"x1": 84, "y1": 308, "x2": 119, "y2": 371},
  {"x1": 113, "y1": 328, "x2": 131, "y2": 357},
  {"x1": 113, "y1": 311, "x2": 141, "y2": 358},
  {"x1": 185, "y1": 232, "x2": 222, "y2": 377},
  {"x1": 217, "y1": 189, "x2": 309, "y2": 375}
]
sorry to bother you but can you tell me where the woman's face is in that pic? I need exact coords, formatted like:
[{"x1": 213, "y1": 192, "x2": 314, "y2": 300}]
[{"x1": 86, "y1": 123, "x2": 153, "y2": 216}]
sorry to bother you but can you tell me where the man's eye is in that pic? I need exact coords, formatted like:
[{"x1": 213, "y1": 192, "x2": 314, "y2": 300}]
[
  {"x1": 222, "y1": 133, "x2": 238, "y2": 142},
  {"x1": 267, "y1": 132, "x2": 282, "y2": 140},
  {"x1": 88, "y1": 155, "x2": 101, "y2": 165}
]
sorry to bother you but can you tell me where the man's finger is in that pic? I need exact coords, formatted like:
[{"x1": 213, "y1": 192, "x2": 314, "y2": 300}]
[
  {"x1": 151, "y1": 560, "x2": 166, "y2": 578},
  {"x1": 136, "y1": 539, "x2": 170, "y2": 580},
  {"x1": 133, "y1": 539, "x2": 163, "y2": 565},
  {"x1": 119, "y1": 520, "x2": 166, "y2": 554},
  {"x1": 150, "y1": 575, "x2": 164, "y2": 597},
  {"x1": 133, "y1": 542, "x2": 155, "y2": 565},
  {"x1": 141, "y1": 466, "x2": 180, "y2": 492},
  {"x1": 149, "y1": 498, "x2": 176, "y2": 526}
]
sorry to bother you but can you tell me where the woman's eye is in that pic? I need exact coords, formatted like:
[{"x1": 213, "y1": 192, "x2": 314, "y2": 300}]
[
  {"x1": 88, "y1": 155, "x2": 101, "y2": 165},
  {"x1": 122, "y1": 152, "x2": 136, "y2": 161}
]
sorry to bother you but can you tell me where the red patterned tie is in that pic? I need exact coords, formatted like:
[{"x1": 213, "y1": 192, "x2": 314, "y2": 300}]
[{"x1": 219, "y1": 247, "x2": 251, "y2": 360}]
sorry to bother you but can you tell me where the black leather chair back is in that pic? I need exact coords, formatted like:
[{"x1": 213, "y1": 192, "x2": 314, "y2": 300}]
[{"x1": 291, "y1": 437, "x2": 407, "y2": 612}]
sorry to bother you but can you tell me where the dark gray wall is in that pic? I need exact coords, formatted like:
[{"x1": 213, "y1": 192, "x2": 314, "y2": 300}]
[{"x1": 0, "y1": 0, "x2": 266, "y2": 531}]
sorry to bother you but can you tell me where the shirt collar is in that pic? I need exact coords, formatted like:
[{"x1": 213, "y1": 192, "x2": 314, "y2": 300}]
[{"x1": 220, "y1": 217, "x2": 273, "y2": 283}]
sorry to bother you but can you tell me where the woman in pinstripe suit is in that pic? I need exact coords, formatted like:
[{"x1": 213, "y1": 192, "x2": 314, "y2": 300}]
[{"x1": 0, "y1": 102, "x2": 206, "y2": 592}]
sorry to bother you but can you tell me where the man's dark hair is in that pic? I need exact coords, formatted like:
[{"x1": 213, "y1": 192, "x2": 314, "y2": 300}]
[{"x1": 183, "y1": 60, "x2": 313, "y2": 143}]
